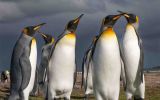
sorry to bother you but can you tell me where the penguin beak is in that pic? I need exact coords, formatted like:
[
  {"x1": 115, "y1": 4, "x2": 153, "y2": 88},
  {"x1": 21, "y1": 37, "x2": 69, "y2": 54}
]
[
  {"x1": 113, "y1": 14, "x2": 122, "y2": 21},
  {"x1": 107, "y1": 14, "x2": 122, "y2": 26},
  {"x1": 117, "y1": 10, "x2": 130, "y2": 18},
  {"x1": 117, "y1": 10, "x2": 131, "y2": 23},
  {"x1": 117, "y1": 10, "x2": 138, "y2": 23},
  {"x1": 73, "y1": 14, "x2": 84, "y2": 24},
  {"x1": 38, "y1": 32, "x2": 48, "y2": 39},
  {"x1": 33, "y1": 23, "x2": 46, "y2": 31}
]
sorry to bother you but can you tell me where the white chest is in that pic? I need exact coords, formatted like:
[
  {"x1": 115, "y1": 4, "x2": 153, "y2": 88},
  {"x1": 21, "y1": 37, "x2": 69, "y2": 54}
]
[
  {"x1": 49, "y1": 36, "x2": 76, "y2": 89},
  {"x1": 123, "y1": 26, "x2": 140, "y2": 60},
  {"x1": 26, "y1": 39, "x2": 37, "y2": 91}
]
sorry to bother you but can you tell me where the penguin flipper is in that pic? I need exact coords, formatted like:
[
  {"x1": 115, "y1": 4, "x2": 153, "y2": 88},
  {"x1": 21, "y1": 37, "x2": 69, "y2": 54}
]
[
  {"x1": 31, "y1": 66, "x2": 38, "y2": 96},
  {"x1": 120, "y1": 57, "x2": 127, "y2": 90},
  {"x1": 19, "y1": 50, "x2": 31, "y2": 90},
  {"x1": 82, "y1": 37, "x2": 96, "y2": 90},
  {"x1": 49, "y1": 33, "x2": 64, "y2": 59},
  {"x1": 81, "y1": 49, "x2": 88, "y2": 88},
  {"x1": 85, "y1": 49, "x2": 93, "y2": 92},
  {"x1": 118, "y1": 42, "x2": 127, "y2": 90},
  {"x1": 135, "y1": 30, "x2": 144, "y2": 83},
  {"x1": 73, "y1": 60, "x2": 77, "y2": 87},
  {"x1": 138, "y1": 38, "x2": 144, "y2": 83}
]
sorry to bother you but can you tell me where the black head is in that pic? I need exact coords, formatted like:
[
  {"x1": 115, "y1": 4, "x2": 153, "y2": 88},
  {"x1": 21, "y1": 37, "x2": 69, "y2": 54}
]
[
  {"x1": 118, "y1": 11, "x2": 139, "y2": 24},
  {"x1": 22, "y1": 23, "x2": 46, "y2": 36},
  {"x1": 39, "y1": 32, "x2": 54, "y2": 44},
  {"x1": 102, "y1": 14, "x2": 121, "y2": 28},
  {"x1": 66, "y1": 14, "x2": 84, "y2": 33}
]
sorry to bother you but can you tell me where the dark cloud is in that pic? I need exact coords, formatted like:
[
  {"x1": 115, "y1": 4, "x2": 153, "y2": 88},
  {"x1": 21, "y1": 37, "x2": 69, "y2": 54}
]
[
  {"x1": 0, "y1": 0, "x2": 107, "y2": 22},
  {"x1": 0, "y1": 0, "x2": 160, "y2": 70}
]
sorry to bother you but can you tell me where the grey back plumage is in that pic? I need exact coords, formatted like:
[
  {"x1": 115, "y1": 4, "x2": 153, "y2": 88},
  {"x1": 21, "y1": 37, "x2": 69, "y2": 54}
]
[
  {"x1": 38, "y1": 43, "x2": 53, "y2": 85},
  {"x1": 9, "y1": 34, "x2": 32, "y2": 99},
  {"x1": 38, "y1": 43, "x2": 53, "y2": 98},
  {"x1": 134, "y1": 28, "x2": 144, "y2": 83}
]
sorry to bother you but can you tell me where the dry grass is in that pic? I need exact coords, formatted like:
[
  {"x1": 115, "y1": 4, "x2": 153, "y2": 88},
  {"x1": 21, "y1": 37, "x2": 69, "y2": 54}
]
[{"x1": 0, "y1": 72, "x2": 159, "y2": 100}]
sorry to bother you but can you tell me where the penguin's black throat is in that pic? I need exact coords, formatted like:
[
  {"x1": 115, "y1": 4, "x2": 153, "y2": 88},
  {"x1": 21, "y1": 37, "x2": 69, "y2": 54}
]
[{"x1": 66, "y1": 21, "x2": 78, "y2": 33}]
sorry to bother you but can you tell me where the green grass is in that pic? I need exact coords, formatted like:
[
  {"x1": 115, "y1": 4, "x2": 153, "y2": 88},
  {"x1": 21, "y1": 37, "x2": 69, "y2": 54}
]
[
  {"x1": 30, "y1": 87, "x2": 160, "y2": 100},
  {"x1": 0, "y1": 86, "x2": 160, "y2": 100}
]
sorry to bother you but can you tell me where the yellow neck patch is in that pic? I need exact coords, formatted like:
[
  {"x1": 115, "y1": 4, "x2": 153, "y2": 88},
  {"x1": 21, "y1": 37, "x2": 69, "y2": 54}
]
[
  {"x1": 136, "y1": 16, "x2": 139, "y2": 23},
  {"x1": 51, "y1": 38, "x2": 54, "y2": 43},
  {"x1": 31, "y1": 38, "x2": 36, "y2": 46},
  {"x1": 101, "y1": 28, "x2": 116, "y2": 38},
  {"x1": 126, "y1": 23, "x2": 134, "y2": 29},
  {"x1": 65, "y1": 33, "x2": 76, "y2": 39}
]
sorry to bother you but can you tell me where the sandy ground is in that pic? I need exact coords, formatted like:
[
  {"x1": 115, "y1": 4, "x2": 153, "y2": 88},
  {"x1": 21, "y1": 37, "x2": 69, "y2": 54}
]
[{"x1": 0, "y1": 72, "x2": 159, "y2": 100}]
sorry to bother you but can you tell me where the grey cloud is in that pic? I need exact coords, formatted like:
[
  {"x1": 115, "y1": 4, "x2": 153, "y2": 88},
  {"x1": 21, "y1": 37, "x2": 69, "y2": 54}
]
[
  {"x1": 0, "y1": 0, "x2": 107, "y2": 22},
  {"x1": 0, "y1": 0, "x2": 160, "y2": 69},
  {"x1": 0, "y1": 2, "x2": 25, "y2": 22}
]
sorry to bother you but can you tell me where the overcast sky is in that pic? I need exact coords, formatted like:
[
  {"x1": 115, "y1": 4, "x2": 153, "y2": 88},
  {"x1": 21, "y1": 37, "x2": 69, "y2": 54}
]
[{"x1": 0, "y1": 0, "x2": 160, "y2": 71}]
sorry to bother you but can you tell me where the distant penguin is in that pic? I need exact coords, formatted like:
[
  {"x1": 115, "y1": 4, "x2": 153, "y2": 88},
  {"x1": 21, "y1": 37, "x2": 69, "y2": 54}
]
[
  {"x1": 48, "y1": 14, "x2": 83, "y2": 100},
  {"x1": 38, "y1": 32, "x2": 54, "y2": 97},
  {"x1": 9, "y1": 23, "x2": 46, "y2": 100},
  {"x1": 1, "y1": 70, "x2": 10, "y2": 83},
  {"x1": 118, "y1": 11, "x2": 145, "y2": 100},
  {"x1": 82, "y1": 36, "x2": 98, "y2": 99},
  {"x1": 91, "y1": 14, "x2": 122, "y2": 100}
]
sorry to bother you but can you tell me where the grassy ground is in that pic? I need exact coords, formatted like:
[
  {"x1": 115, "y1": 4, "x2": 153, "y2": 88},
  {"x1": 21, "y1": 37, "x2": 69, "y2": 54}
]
[
  {"x1": 0, "y1": 72, "x2": 160, "y2": 100},
  {"x1": 0, "y1": 86, "x2": 159, "y2": 100}
]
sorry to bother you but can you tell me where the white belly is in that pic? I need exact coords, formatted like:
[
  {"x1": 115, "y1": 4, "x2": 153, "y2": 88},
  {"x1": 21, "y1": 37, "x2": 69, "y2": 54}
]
[
  {"x1": 49, "y1": 42, "x2": 75, "y2": 92},
  {"x1": 122, "y1": 26, "x2": 141, "y2": 91},
  {"x1": 23, "y1": 40, "x2": 37, "y2": 94},
  {"x1": 93, "y1": 38, "x2": 121, "y2": 96}
]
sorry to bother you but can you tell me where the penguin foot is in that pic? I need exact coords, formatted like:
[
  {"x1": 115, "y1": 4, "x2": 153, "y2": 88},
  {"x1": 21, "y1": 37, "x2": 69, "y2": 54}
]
[
  {"x1": 83, "y1": 94, "x2": 89, "y2": 100},
  {"x1": 53, "y1": 98, "x2": 59, "y2": 100},
  {"x1": 134, "y1": 96, "x2": 144, "y2": 100},
  {"x1": 64, "y1": 97, "x2": 70, "y2": 100},
  {"x1": 127, "y1": 98, "x2": 132, "y2": 100}
]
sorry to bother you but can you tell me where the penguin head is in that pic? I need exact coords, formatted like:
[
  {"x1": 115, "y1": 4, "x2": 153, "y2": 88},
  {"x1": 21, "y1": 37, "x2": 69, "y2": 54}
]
[
  {"x1": 22, "y1": 23, "x2": 46, "y2": 36},
  {"x1": 65, "y1": 14, "x2": 84, "y2": 33},
  {"x1": 118, "y1": 11, "x2": 139, "y2": 24},
  {"x1": 100, "y1": 14, "x2": 121, "y2": 32},
  {"x1": 39, "y1": 32, "x2": 54, "y2": 44}
]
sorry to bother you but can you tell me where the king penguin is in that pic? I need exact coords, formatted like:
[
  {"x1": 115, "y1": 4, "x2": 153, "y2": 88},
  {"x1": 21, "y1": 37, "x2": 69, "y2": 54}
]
[
  {"x1": 82, "y1": 36, "x2": 98, "y2": 99},
  {"x1": 118, "y1": 11, "x2": 145, "y2": 100},
  {"x1": 38, "y1": 32, "x2": 54, "y2": 97},
  {"x1": 47, "y1": 14, "x2": 84, "y2": 100},
  {"x1": 9, "y1": 23, "x2": 46, "y2": 100},
  {"x1": 91, "y1": 14, "x2": 122, "y2": 100}
]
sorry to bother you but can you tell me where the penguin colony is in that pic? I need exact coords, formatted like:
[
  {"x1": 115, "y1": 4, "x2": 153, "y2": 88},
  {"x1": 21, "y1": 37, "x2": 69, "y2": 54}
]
[{"x1": 9, "y1": 11, "x2": 145, "y2": 100}]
